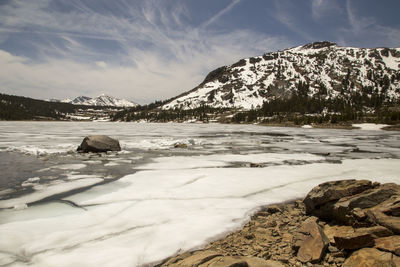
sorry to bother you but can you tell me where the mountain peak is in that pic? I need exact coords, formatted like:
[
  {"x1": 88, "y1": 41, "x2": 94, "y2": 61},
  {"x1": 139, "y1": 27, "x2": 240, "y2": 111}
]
[
  {"x1": 301, "y1": 41, "x2": 337, "y2": 50},
  {"x1": 162, "y1": 42, "x2": 400, "y2": 110},
  {"x1": 61, "y1": 94, "x2": 138, "y2": 107}
]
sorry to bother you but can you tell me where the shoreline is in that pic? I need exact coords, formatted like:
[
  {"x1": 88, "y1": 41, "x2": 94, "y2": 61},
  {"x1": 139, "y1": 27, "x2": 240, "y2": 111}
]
[
  {"x1": 157, "y1": 180, "x2": 400, "y2": 267},
  {"x1": 1, "y1": 120, "x2": 399, "y2": 131}
]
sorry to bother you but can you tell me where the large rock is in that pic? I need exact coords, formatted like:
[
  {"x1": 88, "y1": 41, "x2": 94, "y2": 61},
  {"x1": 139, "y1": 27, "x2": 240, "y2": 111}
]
[
  {"x1": 333, "y1": 226, "x2": 393, "y2": 250},
  {"x1": 342, "y1": 247, "x2": 400, "y2": 267},
  {"x1": 205, "y1": 256, "x2": 285, "y2": 267},
  {"x1": 367, "y1": 195, "x2": 400, "y2": 234},
  {"x1": 297, "y1": 217, "x2": 330, "y2": 263},
  {"x1": 303, "y1": 180, "x2": 400, "y2": 228},
  {"x1": 303, "y1": 179, "x2": 373, "y2": 217},
  {"x1": 375, "y1": 236, "x2": 400, "y2": 256},
  {"x1": 162, "y1": 250, "x2": 222, "y2": 266},
  {"x1": 161, "y1": 252, "x2": 284, "y2": 267},
  {"x1": 333, "y1": 183, "x2": 400, "y2": 225},
  {"x1": 77, "y1": 135, "x2": 121, "y2": 153}
]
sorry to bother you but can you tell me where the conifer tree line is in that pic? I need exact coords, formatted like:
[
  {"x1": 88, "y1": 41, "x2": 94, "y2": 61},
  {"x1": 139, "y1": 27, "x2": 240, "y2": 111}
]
[
  {"x1": 0, "y1": 93, "x2": 109, "y2": 120},
  {"x1": 112, "y1": 80, "x2": 400, "y2": 125}
]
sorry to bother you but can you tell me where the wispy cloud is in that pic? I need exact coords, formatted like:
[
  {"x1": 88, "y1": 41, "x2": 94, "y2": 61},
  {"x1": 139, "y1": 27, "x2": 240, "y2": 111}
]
[
  {"x1": 339, "y1": 0, "x2": 400, "y2": 47},
  {"x1": 0, "y1": 0, "x2": 290, "y2": 103},
  {"x1": 272, "y1": 0, "x2": 315, "y2": 42},
  {"x1": 311, "y1": 0, "x2": 342, "y2": 20},
  {"x1": 201, "y1": 0, "x2": 241, "y2": 29}
]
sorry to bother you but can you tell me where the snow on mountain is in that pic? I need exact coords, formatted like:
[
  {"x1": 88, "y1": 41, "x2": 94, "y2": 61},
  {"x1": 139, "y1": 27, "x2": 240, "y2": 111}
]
[
  {"x1": 61, "y1": 94, "x2": 138, "y2": 107},
  {"x1": 163, "y1": 41, "x2": 400, "y2": 110}
]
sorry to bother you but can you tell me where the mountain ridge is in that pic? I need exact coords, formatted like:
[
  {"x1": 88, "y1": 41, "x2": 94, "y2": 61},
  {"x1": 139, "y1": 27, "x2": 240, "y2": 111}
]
[
  {"x1": 162, "y1": 41, "x2": 400, "y2": 110},
  {"x1": 57, "y1": 94, "x2": 138, "y2": 107}
]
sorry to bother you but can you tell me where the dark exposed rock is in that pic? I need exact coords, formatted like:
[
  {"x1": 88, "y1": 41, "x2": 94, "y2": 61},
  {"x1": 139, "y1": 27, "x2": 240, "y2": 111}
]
[
  {"x1": 173, "y1": 143, "x2": 188, "y2": 149},
  {"x1": 77, "y1": 135, "x2": 121, "y2": 153},
  {"x1": 302, "y1": 41, "x2": 337, "y2": 49}
]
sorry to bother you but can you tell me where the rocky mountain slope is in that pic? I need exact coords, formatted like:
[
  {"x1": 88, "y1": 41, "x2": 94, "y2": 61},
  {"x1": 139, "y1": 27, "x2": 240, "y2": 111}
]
[
  {"x1": 60, "y1": 94, "x2": 138, "y2": 107},
  {"x1": 163, "y1": 41, "x2": 400, "y2": 110}
]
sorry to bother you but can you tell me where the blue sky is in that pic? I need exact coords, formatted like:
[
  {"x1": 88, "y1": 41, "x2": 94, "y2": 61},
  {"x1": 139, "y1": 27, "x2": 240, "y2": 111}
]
[{"x1": 0, "y1": 0, "x2": 399, "y2": 103}]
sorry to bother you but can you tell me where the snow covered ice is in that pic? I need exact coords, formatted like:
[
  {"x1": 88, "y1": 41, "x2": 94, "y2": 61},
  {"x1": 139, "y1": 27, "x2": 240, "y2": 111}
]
[{"x1": 0, "y1": 122, "x2": 399, "y2": 266}]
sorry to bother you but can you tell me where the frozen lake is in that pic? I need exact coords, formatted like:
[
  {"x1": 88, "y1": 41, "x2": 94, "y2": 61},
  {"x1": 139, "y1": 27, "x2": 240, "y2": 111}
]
[{"x1": 0, "y1": 121, "x2": 399, "y2": 266}]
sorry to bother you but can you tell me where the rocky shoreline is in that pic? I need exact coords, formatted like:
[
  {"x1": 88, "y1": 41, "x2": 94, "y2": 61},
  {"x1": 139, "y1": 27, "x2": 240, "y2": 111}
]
[{"x1": 157, "y1": 180, "x2": 400, "y2": 267}]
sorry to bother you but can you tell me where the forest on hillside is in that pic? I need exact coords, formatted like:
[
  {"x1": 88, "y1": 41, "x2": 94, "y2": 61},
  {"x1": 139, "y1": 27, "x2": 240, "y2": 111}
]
[
  {"x1": 0, "y1": 93, "x2": 106, "y2": 120},
  {"x1": 111, "y1": 82, "x2": 400, "y2": 125}
]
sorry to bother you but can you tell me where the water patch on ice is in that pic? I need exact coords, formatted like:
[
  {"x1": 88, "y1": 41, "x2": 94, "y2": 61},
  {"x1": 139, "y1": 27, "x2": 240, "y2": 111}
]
[
  {"x1": 136, "y1": 153, "x2": 324, "y2": 170},
  {"x1": 0, "y1": 178, "x2": 103, "y2": 209}
]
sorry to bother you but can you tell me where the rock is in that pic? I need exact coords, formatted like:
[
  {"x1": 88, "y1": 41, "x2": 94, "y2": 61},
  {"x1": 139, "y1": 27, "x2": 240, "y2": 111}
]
[
  {"x1": 297, "y1": 218, "x2": 330, "y2": 263},
  {"x1": 342, "y1": 247, "x2": 399, "y2": 267},
  {"x1": 77, "y1": 135, "x2": 121, "y2": 153},
  {"x1": 249, "y1": 163, "x2": 262, "y2": 168},
  {"x1": 333, "y1": 226, "x2": 393, "y2": 250},
  {"x1": 164, "y1": 250, "x2": 222, "y2": 266},
  {"x1": 173, "y1": 143, "x2": 188, "y2": 148},
  {"x1": 303, "y1": 179, "x2": 373, "y2": 216},
  {"x1": 204, "y1": 256, "x2": 285, "y2": 267},
  {"x1": 375, "y1": 235, "x2": 400, "y2": 256},
  {"x1": 367, "y1": 195, "x2": 400, "y2": 234},
  {"x1": 333, "y1": 183, "x2": 400, "y2": 225},
  {"x1": 324, "y1": 225, "x2": 355, "y2": 244},
  {"x1": 267, "y1": 205, "x2": 282, "y2": 214}
]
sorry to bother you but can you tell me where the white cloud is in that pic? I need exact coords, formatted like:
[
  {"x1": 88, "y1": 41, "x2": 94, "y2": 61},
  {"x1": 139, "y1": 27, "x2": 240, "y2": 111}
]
[
  {"x1": 311, "y1": 0, "x2": 342, "y2": 20},
  {"x1": 95, "y1": 61, "x2": 107, "y2": 68},
  {"x1": 0, "y1": 0, "x2": 290, "y2": 103},
  {"x1": 338, "y1": 0, "x2": 400, "y2": 48}
]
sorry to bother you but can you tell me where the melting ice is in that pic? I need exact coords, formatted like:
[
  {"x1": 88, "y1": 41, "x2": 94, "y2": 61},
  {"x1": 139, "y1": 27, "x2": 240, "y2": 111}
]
[{"x1": 0, "y1": 122, "x2": 399, "y2": 266}]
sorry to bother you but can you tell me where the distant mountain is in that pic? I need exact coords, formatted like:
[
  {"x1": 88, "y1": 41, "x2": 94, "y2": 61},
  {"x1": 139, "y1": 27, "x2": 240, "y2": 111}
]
[
  {"x1": 61, "y1": 94, "x2": 138, "y2": 107},
  {"x1": 162, "y1": 41, "x2": 400, "y2": 110}
]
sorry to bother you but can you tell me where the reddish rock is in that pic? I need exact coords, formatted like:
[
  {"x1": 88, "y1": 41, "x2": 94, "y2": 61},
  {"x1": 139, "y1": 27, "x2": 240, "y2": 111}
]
[
  {"x1": 367, "y1": 195, "x2": 400, "y2": 234},
  {"x1": 205, "y1": 256, "x2": 285, "y2": 267},
  {"x1": 303, "y1": 179, "x2": 373, "y2": 215},
  {"x1": 297, "y1": 218, "x2": 330, "y2": 263},
  {"x1": 342, "y1": 247, "x2": 399, "y2": 267},
  {"x1": 333, "y1": 183, "x2": 400, "y2": 225},
  {"x1": 375, "y1": 235, "x2": 400, "y2": 256},
  {"x1": 334, "y1": 226, "x2": 393, "y2": 250}
]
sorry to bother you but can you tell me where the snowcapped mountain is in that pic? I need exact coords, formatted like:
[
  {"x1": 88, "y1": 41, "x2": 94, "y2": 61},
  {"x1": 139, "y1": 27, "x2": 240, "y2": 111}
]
[
  {"x1": 163, "y1": 41, "x2": 400, "y2": 110},
  {"x1": 61, "y1": 94, "x2": 138, "y2": 107}
]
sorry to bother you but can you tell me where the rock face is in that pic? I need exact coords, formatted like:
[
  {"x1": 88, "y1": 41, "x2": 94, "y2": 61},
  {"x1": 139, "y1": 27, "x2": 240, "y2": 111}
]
[
  {"x1": 77, "y1": 135, "x2": 121, "y2": 153},
  {"x1": 159, "y1": 180, "x2": 400, "y2": 267}
]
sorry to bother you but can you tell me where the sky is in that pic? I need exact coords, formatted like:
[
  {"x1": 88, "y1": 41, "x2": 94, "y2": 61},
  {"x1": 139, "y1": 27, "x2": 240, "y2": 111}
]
[{"x1": 0, "y1": 0, "x2": 399, "y2": 104}]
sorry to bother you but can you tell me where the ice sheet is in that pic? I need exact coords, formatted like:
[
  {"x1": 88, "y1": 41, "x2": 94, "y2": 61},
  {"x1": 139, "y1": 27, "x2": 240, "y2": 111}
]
[
  {"x1": 0, "y1": 122, "x2": 400, "y2": 266},
  {"x1": 0, "y1": 158, "x2": 399, "y2": 266}
]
